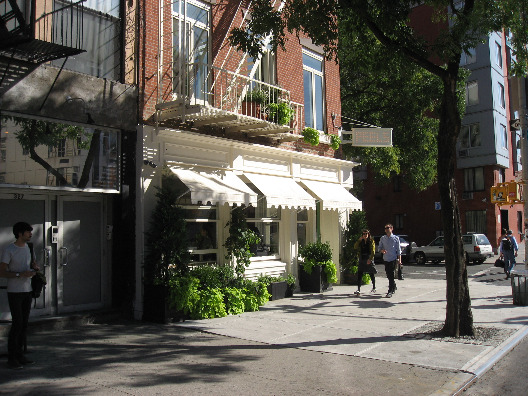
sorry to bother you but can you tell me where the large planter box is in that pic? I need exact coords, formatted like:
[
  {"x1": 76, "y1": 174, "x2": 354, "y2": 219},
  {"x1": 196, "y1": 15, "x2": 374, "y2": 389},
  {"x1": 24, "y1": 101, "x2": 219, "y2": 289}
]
[
  {"x1": 143, "y1": 284, "x2": 182, "y2": 324},
  {"x1": 267, "y1": 281, "x2": 288, "y2": 301},
  {"x1": 299, "y1": 263, "x2": 332, "y2": 293}
]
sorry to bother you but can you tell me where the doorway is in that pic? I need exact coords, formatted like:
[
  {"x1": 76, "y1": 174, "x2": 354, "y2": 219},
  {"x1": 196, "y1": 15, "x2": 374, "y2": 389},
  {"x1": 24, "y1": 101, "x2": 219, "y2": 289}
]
[{"x1": 0, "y1": 191, "x2": 106, "y2": 320}]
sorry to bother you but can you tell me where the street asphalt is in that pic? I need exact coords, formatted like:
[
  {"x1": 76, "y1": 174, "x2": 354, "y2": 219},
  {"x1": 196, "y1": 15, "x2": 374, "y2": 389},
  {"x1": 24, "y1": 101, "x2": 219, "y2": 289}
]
[{"x1": 1, "y1": 257, "x2": 527, "y2": 395}]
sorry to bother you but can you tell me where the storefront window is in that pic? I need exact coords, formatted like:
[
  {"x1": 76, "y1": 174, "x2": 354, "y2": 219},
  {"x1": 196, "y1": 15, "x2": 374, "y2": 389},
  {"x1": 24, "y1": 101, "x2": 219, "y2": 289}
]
[
  {"x1": 297, "y1": 209, "x2": 308, "y2": 248},
  {"x1": 0, "y1": 115, "x2": 119, "y2": 191},
  {"x1": 185, "y1": 206, "x2": 218, "y2": 264},
  {"x1": 245, "y1": 200, "x2": 280, "y2": 257}
]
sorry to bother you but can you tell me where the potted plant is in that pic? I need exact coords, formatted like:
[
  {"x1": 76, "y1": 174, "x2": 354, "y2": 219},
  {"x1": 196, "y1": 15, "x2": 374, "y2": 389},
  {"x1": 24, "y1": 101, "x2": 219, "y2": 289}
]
[
  {"x1": 302, "y1": 127, "x2": 320, "y2": 146},
  {"x1": 259, "y1": 273, "x2": 296, "y2": 300},
  {"x1": 241, "y1": 88, "x2": 269, "y2": 119},
  {"x1": 224, "y1": 206, "x2": 261, "y2": 277},
  {"x1": 298, "y1": 241, "x2": 337, "y2": 292},
  {"x1": 143, "y1": 185, "x2": 190, "y2": 323},
  {"x1": 266, "y1": 101, "x2": 294, "y2": 125}
]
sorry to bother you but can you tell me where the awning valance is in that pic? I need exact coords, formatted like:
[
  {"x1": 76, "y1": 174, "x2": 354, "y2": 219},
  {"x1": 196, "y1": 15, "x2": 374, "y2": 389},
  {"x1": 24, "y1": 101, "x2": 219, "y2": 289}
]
[
  {"x1": 301, "y1": 180, "x2": 362, "y2": 210},
  {"x1": 244, "y1": 173, "x2": 316, "y2": 209},
  {"x1": 169, "y1": 168, "x2": 257, "y2": 206}
]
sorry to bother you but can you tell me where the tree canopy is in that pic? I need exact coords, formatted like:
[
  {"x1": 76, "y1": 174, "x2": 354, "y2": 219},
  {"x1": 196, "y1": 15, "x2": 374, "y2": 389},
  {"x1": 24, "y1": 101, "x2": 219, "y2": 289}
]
[
  {"x1": 339, "y1": 23, "x2": 443, "y2": 190},
  {"x1": 229, "y1": 0, "x2": 528, "y2": 337}
]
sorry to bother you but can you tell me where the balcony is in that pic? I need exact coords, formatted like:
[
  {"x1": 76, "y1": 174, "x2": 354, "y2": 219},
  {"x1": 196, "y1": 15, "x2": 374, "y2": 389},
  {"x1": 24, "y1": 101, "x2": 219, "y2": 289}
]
[
  {"x1": 155, "y1": 63, "x2": 304, "y2": 143},
  {"x1": 0, "y1": 0, "x2": 85, "y2": 63}
]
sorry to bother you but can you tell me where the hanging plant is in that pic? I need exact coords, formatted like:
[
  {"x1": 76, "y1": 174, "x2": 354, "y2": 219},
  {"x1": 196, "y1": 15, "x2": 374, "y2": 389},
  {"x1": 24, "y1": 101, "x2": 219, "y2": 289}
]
[
  {"x1": 330, "y1": 134, "x2": 341, "y2": 150},
  {"x1": 224, "y1": 206, "x2": 261, "y2": 277},
  {"x1": 302, "y1": 127, "x2": 320, "y2": 146}
]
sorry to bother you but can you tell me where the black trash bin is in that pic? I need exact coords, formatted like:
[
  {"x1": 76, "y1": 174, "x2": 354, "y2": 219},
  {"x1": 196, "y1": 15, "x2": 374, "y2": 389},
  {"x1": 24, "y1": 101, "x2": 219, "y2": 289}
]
[{"x1": 511, "y1": 269, "x2": 528, "y2": 306}]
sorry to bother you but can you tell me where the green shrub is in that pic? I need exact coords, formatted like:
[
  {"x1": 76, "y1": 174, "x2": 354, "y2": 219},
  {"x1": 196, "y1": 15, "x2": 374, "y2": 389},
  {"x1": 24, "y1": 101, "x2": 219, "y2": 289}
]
[
  {"x1": 330, "y1": 134, "x2": 341, "y2": 150},
  {"x1": 168, "y1": 274, "x2": 200, "y2": 314},
  {"x1": 242, "y1": 290, "x2": 259, "y2": 312},
  {"x1": 302, "y1": 127, "x2": 320, "y2": 146},
  {"x1": 244, "y1": 88, "x2": 269, "y2": 104},
  {"x1": 223, "y1": 287, "x2": 245, "y2": 315},
  {"x1": 191, "y1": 288, "x2": 227, "y2": 319},
  {"x1": 299, "y1": 241, "x2": 337, "y2": 284},
  {"x1": 267, "y1": 102, "x2": 294, "y2": 125},
  {"x1": 190, "y1": 264, "x2": 236, "y2": 289}
]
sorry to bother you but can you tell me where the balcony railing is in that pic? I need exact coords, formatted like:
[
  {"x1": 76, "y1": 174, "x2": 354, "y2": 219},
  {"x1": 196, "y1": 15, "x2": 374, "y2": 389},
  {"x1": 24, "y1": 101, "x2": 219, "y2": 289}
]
[
  {"x1": 0, "y1": 0, "x2": 85, "y2": 63},
  {"x1": 156, "y1": 62, "x2": 304, "y2": 141}
]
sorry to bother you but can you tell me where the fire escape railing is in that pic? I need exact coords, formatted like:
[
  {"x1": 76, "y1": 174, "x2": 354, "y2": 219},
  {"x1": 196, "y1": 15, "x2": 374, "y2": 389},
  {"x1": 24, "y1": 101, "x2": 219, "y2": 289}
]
[
  {"x1": 0, "y1": 0, "x2": 86, "y2": 63},
  {"x1": 167, "y1": 61, "x2": 304, "y2": 134}
]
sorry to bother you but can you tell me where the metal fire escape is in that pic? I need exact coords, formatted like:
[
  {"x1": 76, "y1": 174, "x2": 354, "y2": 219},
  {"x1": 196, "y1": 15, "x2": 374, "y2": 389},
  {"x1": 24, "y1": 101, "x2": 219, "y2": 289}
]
[{"x1": 0, "y1": 0, "x2": 85, "y2": 63}]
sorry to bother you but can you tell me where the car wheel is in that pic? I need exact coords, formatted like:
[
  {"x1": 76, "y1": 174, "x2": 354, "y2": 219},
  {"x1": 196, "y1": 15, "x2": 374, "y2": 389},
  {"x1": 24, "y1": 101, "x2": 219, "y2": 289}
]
[
  {"x1": 415, "y1": 252, "x2": 426, "y2": 265},
  {"x1": 474, "y1": 259, "x2": 484, "y2": 265}
]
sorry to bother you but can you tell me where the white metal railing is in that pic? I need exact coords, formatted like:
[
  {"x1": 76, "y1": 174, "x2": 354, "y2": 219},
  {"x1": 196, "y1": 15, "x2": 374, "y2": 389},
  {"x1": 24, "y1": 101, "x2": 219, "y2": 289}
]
[{"x1": 174, "y1": 62, "x2": 304, "y2": 134}]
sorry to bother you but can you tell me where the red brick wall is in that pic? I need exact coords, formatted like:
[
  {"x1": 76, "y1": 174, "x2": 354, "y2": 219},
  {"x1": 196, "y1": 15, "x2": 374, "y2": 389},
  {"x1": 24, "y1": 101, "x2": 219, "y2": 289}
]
[{"x1": 139, "y1": 0, "x2": 342, "y2": 157}]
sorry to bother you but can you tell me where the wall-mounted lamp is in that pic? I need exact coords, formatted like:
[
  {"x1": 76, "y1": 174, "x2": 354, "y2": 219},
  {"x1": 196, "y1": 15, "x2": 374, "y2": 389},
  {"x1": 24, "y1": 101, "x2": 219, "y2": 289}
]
[
  {"x1": 331, "y1": 112, "x2": 339, "y2": 129},
  {"x1": 65, "y1": 96, "x2": 95, "y2": 125},
  {"x1": 143, "y1": 159, "x2": 157, "y2": 168}
]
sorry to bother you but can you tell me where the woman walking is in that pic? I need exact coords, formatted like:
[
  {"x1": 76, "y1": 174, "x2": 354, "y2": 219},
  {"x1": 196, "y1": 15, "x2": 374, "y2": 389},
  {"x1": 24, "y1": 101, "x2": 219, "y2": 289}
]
[{"x1": 353, "y1": 229, "x2": 377, "y2": 295}]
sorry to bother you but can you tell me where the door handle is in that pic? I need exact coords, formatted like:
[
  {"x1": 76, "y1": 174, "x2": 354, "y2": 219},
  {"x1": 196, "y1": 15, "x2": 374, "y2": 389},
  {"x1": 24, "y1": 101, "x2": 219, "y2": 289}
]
[
  {"x1": 43, "y1": 248, "x2": 51, "y2": 267},
  {"x1": 59, "y1": 247, "x2": 68, "y2": 266}
]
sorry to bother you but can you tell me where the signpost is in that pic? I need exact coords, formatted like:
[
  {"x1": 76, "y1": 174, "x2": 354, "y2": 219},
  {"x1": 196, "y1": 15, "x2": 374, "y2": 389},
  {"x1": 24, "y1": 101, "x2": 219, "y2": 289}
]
[{"x1": 340, "y1": 128, "x2": 393, "y2": 147}]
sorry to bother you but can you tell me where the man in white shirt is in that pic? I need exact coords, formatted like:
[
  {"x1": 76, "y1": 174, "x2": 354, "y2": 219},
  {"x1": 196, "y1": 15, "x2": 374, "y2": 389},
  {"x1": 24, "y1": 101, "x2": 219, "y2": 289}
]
[
  {"x1": 378, "y1": 223, "x2": 401, "y2": 298},
  {"x1": 0, "y1": 222, "x2": 39, "y2": 369}
]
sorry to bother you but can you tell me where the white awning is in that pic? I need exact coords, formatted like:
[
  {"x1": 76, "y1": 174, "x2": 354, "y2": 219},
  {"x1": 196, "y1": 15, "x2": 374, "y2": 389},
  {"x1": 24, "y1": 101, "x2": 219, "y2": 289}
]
[
  {"x1": 244, "y1": 173, "x2": 316, "y2": 209},
  {"x1": 301, "y1": 180, "x2": 362, "y2": 210},
  {"x1": 169, "y1": 168, "x2": 257, "y2": 206}
]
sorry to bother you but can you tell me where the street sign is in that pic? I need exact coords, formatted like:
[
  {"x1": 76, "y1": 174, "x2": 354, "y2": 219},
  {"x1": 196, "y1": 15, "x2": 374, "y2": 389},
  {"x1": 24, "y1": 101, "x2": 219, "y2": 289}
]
[{"x1": 341, "y1": 128, "x2": 393, "y2": 147}]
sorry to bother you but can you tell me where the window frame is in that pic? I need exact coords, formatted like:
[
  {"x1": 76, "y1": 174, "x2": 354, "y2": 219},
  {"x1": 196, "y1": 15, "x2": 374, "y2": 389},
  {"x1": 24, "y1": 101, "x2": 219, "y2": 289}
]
[
  {"x1": 460, "y1": 123, "x2": 481, "y2": 149},
  {"x1": 464, "y1": 167, "x2": 485, "y2": 192},
  {"x1": 498, "y1": 82, "x2": 505, "y2": 109},
  {"x1": 181, "y1": 204, "x2": 220, "y2": 265},
  {"x1": 172, "y1": 0, "x2": 211, "y2": 101},
  {"x1": 465, "y1": 210, "x2": 487, "y2": 234},
  {"x1": 495, "y1": 42, "x2": 503, "y2": 68},
  {"x1": 500, "y1": 124, "x2": 508, "y2": 149},
  {"x1": 302, "y1": 48, "x2": 325, "y2": 132},
  {"x1": 465, "y1": 81, "x2": 479, "y2": 106}
]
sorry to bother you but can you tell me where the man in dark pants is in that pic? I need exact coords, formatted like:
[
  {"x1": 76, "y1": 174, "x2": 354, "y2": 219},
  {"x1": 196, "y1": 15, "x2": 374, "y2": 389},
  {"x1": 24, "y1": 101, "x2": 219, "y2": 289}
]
[
  {"x1": 378, "y1": 223, "x2": 401, "y2": 298},
  {"x1": 0, "y1": 222, "x2": 39, "y2": 369}
]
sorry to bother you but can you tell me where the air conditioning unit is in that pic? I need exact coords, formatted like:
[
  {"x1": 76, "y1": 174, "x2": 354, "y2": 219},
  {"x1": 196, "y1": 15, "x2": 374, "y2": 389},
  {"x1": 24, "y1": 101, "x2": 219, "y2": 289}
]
[
  {"x1": 462, "y1": 192, "x2": 474, "y2": 200},
  {"x1": 458, "y1": 149, "x2": 469, "y2": 157}
]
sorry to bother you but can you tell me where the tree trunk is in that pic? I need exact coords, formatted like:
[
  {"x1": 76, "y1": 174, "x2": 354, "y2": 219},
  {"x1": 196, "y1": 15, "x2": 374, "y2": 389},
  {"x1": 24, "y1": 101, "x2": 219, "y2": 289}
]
[
  {"x1": 438, "y1": 67, "x2": 474, "y2": 337},
  {"x1": 78, "y1": 130, "x2": 101, "y2": 188}
]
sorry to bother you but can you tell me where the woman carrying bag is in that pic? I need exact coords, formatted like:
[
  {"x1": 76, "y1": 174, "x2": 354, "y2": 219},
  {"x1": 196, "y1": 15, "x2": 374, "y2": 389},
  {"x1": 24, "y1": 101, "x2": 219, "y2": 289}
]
[{"x1": 353, "y1": 229, "x2": 377, "y2": 296}]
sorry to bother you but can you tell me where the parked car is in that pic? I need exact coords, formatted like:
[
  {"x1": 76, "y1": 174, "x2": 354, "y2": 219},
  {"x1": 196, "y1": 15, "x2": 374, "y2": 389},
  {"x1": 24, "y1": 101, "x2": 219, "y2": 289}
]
[
  {"x1": 411, "y1": 233, "x2": 493, "y2": 265},
  {"x1": 373, "y1": 235, "x2": 416, "y2": 263}
]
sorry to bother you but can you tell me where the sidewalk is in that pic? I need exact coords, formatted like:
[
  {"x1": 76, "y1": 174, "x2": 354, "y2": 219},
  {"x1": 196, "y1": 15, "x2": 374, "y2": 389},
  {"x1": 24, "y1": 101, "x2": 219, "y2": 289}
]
[{"x1": 1, "y1": 265, "x2": 527, "y2": 395}]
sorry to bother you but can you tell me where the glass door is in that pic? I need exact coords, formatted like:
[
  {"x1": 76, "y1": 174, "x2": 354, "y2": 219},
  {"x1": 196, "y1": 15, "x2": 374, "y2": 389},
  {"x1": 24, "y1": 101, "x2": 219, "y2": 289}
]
[
  {"x1": 0, "y1": 192, "x2": 51, "y2": 319},
  {"x1": 56, "y1": 195, "x2": 104, "y2": 313}
]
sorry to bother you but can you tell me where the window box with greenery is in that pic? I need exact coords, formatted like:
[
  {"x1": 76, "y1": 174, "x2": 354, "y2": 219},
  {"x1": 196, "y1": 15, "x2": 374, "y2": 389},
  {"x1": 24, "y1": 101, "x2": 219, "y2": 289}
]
[
  {"x1": 143, "y1": 185, "x2": 191, "y2": 324},
  {"x1": 302, "y1": 127, "x2": 320, "y2": 146},
  {"x1": 298, "y1": 241, "x2": 337, "y2": 293}
]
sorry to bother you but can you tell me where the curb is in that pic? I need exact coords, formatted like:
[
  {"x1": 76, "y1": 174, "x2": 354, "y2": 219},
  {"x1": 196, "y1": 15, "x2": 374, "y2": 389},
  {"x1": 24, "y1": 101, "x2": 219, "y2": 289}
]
[{"x1": 431, "y1": 325, "x2": 528, "y2": 395}]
